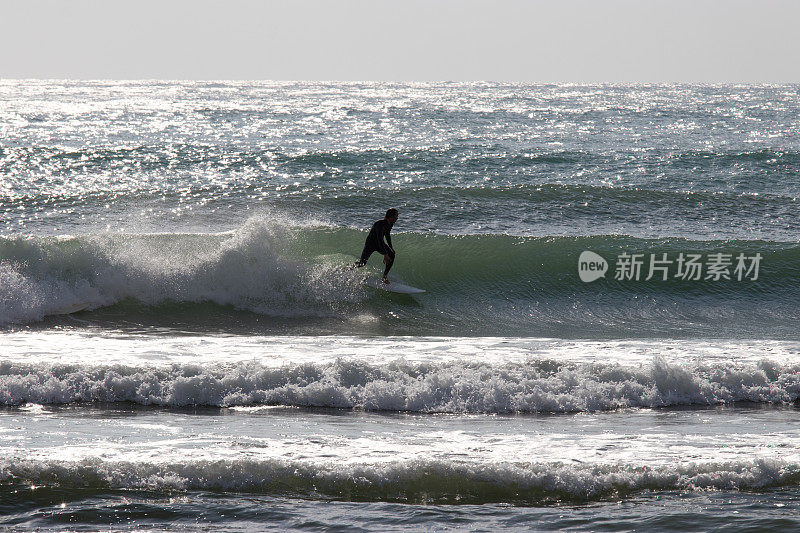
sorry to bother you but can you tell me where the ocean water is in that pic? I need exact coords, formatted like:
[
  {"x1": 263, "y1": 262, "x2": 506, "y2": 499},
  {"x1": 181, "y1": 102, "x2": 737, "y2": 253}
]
[{"x1": 1, "y1": 81, "x2": 800, "y2": 531}]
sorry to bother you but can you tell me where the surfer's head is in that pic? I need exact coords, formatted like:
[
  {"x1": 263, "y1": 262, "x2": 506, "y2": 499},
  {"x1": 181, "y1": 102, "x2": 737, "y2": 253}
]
[{"x1": 385, "y1": 208, "x2": 399, "y2": 223}]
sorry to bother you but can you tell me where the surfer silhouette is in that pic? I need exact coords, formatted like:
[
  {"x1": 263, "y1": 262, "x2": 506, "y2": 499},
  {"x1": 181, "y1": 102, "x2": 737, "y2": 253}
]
[{"x1": 354, "y1": 208, "x2": 398, "y2": 283}]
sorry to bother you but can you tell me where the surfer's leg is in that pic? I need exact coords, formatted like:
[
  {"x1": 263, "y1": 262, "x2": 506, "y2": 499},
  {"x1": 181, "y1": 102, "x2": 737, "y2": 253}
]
[
  {"x1": 382, "y1": 254, "x2": 394, "y2": 278},
  {"x1": 354, "y1": 246, "x2": 373, "y2": 268}
]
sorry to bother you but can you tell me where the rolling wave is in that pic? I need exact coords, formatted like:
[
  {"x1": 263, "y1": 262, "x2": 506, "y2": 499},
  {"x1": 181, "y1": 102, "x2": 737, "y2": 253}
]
[
  {"x1": 3, "y1": 456, "x2": 799, "y2": 504},
  {"x1": 0, "y1": 216, "x2": 798, "y2": 336}
]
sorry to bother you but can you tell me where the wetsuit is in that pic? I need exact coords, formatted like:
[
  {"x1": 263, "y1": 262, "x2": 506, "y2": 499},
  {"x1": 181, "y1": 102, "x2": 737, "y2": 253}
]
[{"x1": 355, "y1": 218, "x2": 395, "y2": 277}]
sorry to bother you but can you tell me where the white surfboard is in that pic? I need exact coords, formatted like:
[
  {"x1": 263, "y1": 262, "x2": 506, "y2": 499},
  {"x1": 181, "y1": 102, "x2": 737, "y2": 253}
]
[
  {"x1": 51, "y1": 302, "x2": 91, "y2": 315},
  {"x1": 364, "y1": 277, "x2": 426, "y2": 294}
]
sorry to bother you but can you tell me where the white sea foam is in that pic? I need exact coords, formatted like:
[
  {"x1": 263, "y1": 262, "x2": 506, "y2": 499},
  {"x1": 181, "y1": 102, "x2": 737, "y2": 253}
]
[
  {"x1": 3, "y1": 356, "x2": 799, "y2": 412},
  {"x1": 0, "y1": 216, "x2": 363, "y2": 324}
]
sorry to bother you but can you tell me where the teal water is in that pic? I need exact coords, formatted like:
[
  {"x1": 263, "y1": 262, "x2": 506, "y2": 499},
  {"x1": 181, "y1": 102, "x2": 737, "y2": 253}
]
[{"x1": 1, "y1": 81, "x2": 799, "y2": 531}]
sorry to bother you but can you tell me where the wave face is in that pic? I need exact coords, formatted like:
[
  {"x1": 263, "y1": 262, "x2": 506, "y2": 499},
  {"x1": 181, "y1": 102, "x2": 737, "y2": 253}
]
[
  {"x1": 3, "y1": 356, "x2": 799, "y2": 411},
  {"x1": 1, "y1": 216, "x2": 798, "y2": 337}
]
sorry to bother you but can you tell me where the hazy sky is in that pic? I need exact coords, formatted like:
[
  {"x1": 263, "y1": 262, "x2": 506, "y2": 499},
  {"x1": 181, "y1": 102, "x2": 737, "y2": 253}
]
[{"x1": 2, "y1": 0, "x2": 798, "y2": 82}]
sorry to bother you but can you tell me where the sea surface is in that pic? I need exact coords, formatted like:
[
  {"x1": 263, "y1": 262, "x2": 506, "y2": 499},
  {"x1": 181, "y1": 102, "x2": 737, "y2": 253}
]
[{"x1": 1, "y1": 81, "x2": 800, "y2": 531}]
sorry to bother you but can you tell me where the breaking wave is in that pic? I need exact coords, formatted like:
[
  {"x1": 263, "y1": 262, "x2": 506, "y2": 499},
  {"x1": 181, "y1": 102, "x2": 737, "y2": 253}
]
[
  {"x1": 3, "y1": 356, "x2": 800, "y2": 412},
  {"x1": 3, "y1": 456, "x2": 800, "y2": 504},
  {"x1": 0, "y1": 216, "x2": 365, "y2": 325}
]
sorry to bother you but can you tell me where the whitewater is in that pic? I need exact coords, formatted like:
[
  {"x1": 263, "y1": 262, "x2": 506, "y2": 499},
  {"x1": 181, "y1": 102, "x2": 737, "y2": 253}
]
[{"x1": 2, "y1": 81, "x2": 800, "y2": 531}]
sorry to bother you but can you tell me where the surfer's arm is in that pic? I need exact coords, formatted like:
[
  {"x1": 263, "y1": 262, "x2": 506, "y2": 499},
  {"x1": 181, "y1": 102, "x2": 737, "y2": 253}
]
[
  {"x1": 375, "y1": 220, "x2": 394, "y2": 256},
  {"x1": 380, "y1": 240, "x2": 394, "y2": 257}
]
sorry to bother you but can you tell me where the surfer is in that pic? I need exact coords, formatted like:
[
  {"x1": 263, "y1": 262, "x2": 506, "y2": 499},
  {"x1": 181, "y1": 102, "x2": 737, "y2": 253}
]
[{"x1": 354, "y1": 208, "x2": 398, "y2": 283}]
